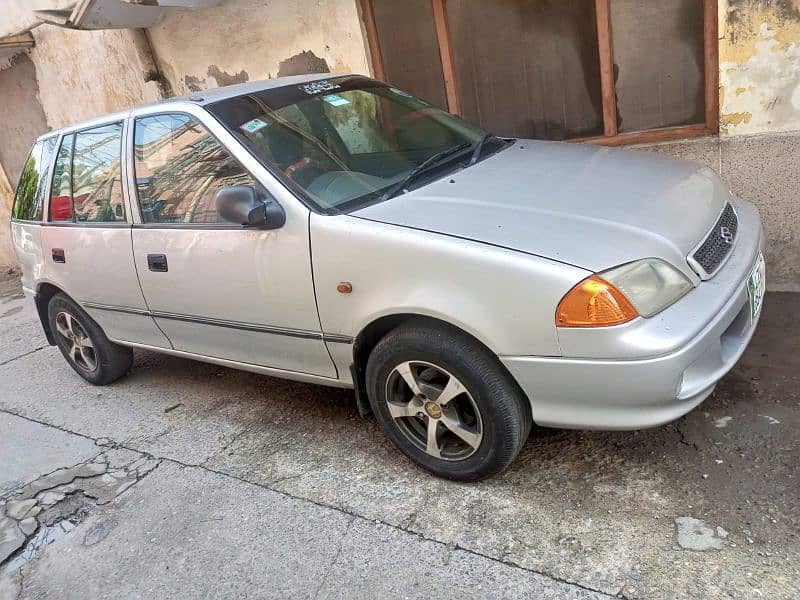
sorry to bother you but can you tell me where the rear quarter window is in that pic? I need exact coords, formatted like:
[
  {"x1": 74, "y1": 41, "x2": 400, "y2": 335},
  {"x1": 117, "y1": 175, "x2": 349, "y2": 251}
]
[{"x1": 11, "y1": 137, "x2": 57, "y2": 222}]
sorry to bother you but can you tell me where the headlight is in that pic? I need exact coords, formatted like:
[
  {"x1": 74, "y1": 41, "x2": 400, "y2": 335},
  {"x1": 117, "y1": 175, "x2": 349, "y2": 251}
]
[
  {"x1": 556, "y1": 259, "x2": 692, "y2": 327},
  {"x1": 602, "y1": 259, "x2": 693, "y2": 317}
]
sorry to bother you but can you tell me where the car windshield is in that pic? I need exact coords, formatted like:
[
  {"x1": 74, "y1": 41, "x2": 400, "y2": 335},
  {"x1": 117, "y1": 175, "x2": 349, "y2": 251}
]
[{"x1": 208, "y1": 76, "x2": 510, "y2": 213}]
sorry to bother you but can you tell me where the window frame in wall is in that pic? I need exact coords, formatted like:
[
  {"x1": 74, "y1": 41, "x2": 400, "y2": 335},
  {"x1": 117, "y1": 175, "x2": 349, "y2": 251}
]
[{"x1": 358, "y1": 0, "x2": 719, "y2": 146}]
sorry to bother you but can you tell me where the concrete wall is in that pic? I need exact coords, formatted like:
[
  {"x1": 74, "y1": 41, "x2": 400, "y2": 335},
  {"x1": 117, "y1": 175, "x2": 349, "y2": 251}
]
[
  {"x1": 30, "y1": 26, "x2": 161, "y2": 130},
  {"x1": 0, "y1": 54, "x2": 48, "y2": 267},
  {"x1": 147, "y1": 0, "x2": 369, "y2": 96},
  {"x1": 719, "y1": 0, "x2": 800, "y2": 135},
  {"x1": 0, "y1": 54, "x2": 48, "y2": 186},
  {"x1": 639, "y1": 131, "x2": 800, "y2": 291},
  {"x1": 0, "y1": 162, "x2": 15, "y2": 269}
]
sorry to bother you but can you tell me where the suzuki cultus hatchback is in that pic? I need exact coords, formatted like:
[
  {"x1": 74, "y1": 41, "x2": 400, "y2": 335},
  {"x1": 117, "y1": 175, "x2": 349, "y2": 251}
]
[{"x1": 11, "y1": 74, "x2": 765, "y2": 480}]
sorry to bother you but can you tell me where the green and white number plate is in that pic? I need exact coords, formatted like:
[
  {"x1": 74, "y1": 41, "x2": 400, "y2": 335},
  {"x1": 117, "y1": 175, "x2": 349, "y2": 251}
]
[{"x1": 747, "y1": 251, "x2": 766, "y2": 320}]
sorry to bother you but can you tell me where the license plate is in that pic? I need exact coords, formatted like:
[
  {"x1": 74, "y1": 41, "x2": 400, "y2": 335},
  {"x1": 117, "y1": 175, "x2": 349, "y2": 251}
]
[{"x1": 747, "y1": 252, "x2": 766, "y2": 320}]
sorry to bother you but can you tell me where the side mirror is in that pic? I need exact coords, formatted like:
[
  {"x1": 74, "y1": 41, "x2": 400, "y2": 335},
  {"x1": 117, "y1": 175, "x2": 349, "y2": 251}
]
[{"x1": 215, "y1": 185, "x2": 286, "y2": 230}]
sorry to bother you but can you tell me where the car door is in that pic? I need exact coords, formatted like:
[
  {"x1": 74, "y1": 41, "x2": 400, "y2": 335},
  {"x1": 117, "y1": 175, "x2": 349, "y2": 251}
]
[
  {"x1": 128, "y1": 109, "x2": 336, "y2": 378},
  {"x1": 40, "y1": 121, "x2": 171, "y2": 348}
]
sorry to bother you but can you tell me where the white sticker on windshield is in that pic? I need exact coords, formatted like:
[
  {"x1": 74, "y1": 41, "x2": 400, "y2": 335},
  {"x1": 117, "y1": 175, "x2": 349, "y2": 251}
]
[
  {"x1": 299, "y1": 80, "x2": 341, "y2": 95},
  {"x1": 241, "y1": 118, "x2": 268, "y2": 134},
  {"x1": 323, "y1": 94, "x2": 350, "y2": 107}
]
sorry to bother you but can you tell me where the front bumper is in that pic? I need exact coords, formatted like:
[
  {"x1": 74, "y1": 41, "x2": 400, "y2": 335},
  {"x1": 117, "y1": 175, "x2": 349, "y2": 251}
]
[{"x1": 502, "y1": 197, "x2": 764, "y2": 430}]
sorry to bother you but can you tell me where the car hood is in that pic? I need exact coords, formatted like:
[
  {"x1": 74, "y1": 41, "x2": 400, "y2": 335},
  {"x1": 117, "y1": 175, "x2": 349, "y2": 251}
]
[{"x1": 352, "y1": 140, "x2": 730, "y2": 277}]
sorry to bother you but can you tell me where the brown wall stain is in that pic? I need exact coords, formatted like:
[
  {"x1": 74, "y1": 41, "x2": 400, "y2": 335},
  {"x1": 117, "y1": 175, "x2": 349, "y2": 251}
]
[
  {"x1": 719, "y1": 0, "x2": 800, "y2": 135},
  {"x1": 720, "y1": 110, "x2": 753, "y2": 126},
  {"x1": 184, "y1": 75, "x2": 204, "y2": 92},
  {"x1": 277, "y1": 51, "x2": 330, "y2": 77},
  {"x1": 207, "y1": 65, "x2": 249, "y2": 87}
]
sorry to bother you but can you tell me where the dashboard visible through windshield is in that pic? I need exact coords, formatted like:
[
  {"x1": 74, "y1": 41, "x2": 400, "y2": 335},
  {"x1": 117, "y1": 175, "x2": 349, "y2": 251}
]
[{"x1": 208, "y1": 76, "x2": 510, "y2": 213}]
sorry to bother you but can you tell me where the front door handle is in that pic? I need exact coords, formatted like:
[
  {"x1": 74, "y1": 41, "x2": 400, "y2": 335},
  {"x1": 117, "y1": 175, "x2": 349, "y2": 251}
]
[{"x1": 147, "y1": 253, "x2": 168, "y2": 272}]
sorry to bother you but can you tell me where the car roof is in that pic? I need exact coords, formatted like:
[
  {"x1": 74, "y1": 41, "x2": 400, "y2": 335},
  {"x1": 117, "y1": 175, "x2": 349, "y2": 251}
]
[{"x1": 37, "y1": 72, "x2": 356, "y2": 141}]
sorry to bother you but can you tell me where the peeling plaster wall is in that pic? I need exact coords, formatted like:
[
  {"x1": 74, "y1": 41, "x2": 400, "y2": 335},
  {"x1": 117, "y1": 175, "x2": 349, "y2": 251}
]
[
  {"x1": 720, "y1": 0, "x2": 800, "y2": 135},
  {"x1": 146, "y1": 0, "x2": 370, "y2": 95},
  {"x1": 0, "y1": 55, "x2": 48, "y2": 186},
  {"x1": 0, "y1": 162, "x2": 15, "y2": 268},
  {"x1": 0, "y1": 54, "x2": 48, "y2": 268},
  {"x1": 30, "y1": 26, "x2": 162, "y2": 130}
]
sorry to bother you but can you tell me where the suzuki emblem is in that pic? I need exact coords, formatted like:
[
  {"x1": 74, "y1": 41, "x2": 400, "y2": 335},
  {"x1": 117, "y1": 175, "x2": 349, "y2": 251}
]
[{"x1": 720, "y1": 226, "x2": 734, "y2": 245}]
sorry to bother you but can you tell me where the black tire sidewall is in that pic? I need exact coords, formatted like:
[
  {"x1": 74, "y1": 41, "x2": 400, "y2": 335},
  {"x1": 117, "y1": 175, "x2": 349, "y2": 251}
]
[
  {"x1": 47, "y1": 293, "x2": 132, "y2": 385},
  {"x1": 366, "y1": 323, "x2": 530, "y2": 480}
]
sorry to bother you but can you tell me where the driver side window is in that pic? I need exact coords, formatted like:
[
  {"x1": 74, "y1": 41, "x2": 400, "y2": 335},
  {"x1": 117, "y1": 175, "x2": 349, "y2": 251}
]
[{"x1": 133, "y1": 114, "x2": 255, "y2": 224}]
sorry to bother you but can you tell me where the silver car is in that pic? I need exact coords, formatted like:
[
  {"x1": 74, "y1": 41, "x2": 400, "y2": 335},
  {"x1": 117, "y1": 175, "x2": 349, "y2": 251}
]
[{"x1": 10, "y1": 74, "x2": 765, "y2": 480}]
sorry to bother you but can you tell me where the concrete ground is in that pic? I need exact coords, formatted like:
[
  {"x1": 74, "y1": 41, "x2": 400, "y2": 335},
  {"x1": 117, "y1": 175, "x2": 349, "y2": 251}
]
[{"x1": 0, "y1": 272, "x2": 797, "y2": 599}]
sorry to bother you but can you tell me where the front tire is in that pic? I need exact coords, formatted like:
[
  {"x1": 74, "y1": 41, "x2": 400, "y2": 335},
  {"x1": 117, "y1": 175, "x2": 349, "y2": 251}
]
[
  {"x1": 366, "y1": 321, "x2": 531, "y2": 481},
  {"x1": 48, "y1": 293, "x2": 133, "y2": 385}
]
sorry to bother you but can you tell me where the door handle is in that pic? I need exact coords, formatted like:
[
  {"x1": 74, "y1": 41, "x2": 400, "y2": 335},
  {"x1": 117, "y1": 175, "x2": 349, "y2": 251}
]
[
  {"x1": 52, "y1": 248, "x2": 66, "y2": 263},
  {"x1": 147, "y1": 254, "x2": 168, "y2": 272}
]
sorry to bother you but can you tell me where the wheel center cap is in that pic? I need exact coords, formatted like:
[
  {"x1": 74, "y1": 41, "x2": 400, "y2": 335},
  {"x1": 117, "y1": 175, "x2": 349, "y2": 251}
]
[{"x1": 424, "y1": 401, "x2": 442, "y2": 419}]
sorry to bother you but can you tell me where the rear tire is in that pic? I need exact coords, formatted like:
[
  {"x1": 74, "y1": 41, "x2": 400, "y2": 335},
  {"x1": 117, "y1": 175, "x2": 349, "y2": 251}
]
[
  {"x1": 47, "y1": 293, "x2": 133, "y2": 385},
  {"x1": 366, "y1": 320, "x2": 531, "y2": 481}
]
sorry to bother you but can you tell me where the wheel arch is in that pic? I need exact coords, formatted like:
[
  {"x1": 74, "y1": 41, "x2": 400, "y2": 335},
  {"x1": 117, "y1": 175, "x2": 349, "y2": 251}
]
[
  {"x1": 34, "y1": 281, "x2": 70, "y2": 345},
  {"x1": 350, "y1": 312, "x2": 529, "y2": 418}
]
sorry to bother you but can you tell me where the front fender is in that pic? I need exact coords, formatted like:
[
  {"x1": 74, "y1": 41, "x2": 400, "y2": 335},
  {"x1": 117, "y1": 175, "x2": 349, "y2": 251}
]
[{"x1": 310, "y1": 214, "x2": 590, "y2": 358}]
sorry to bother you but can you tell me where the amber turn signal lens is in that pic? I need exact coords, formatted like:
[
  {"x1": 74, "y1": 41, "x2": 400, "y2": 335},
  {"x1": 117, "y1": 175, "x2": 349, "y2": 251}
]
[{"x1": 556, "y1": 275, "x2": 639, "y2": 328}]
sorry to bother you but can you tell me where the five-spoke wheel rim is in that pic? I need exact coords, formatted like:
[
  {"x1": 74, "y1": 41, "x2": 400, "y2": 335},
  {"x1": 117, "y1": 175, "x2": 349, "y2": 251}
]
[
  {"x1": 55, "y1": 311, "x2": 97, "y2": 372},
  {"x1": 385, "y1": 361, "x2": 483, "y2": 461}
]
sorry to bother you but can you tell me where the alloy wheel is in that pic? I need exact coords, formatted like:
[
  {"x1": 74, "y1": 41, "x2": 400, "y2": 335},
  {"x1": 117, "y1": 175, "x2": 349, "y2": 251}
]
[
  {"x1": 385, "y1": 360, "x2": 483, "y2": 461},
  {"x1": 55, "y1": 311, "x2": 97, "y2": 372}
]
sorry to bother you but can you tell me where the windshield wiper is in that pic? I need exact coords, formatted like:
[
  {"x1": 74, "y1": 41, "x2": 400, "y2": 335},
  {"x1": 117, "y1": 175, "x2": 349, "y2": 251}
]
[
  {"x1": 380, "y1": 142, "x2": 471, "y2": 201},
  {"x1": 470, "y1": 133, "x2": 494, "y2": 165}
]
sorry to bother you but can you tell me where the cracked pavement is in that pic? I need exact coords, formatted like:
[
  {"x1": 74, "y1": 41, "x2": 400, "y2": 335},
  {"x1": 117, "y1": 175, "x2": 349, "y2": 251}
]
[{"x1": 0, "y1": 272, "x2": 798, "y2": 599}]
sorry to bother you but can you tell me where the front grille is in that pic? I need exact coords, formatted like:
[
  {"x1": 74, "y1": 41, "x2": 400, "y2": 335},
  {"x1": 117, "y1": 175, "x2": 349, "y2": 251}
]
[{"x1": 690, "y1": 202, "x2": 738, "y2": 278}]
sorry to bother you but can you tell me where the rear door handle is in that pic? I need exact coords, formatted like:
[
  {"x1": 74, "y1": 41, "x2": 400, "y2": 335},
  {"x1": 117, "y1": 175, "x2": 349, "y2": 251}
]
[
  {"x1": 52, "y1": 248, "x2": 66, "y2": 263},
  {"x1": 147, "y1": 253, "x2": 168, "y2": 272}
]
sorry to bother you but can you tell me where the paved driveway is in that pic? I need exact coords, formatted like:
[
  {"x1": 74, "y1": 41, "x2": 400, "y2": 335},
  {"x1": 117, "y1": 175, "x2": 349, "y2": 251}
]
[{"x1": 0, "y1": 273, "x2": 797, "y2": 599}]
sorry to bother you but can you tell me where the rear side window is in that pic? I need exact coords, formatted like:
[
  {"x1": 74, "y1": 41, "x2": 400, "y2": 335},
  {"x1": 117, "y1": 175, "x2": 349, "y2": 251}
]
[
  {"x1": 133, "y1": 114, "x2": 256, "y2": 224},
  {"x1": 73, "y1": 123, "x2": 125, "y2": 222},
  {"x1": 11, "y1": 137, "x2": 57, "y2": 221},
  {"x1": 50, "y1": 134, "x2": 74, "y2": 222},
  {"x1": 49, "y1": 123, "x2": 125, "y2": 223}
]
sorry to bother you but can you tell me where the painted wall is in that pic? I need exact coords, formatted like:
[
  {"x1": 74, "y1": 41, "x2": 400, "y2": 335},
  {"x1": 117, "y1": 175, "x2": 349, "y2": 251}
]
[
  {"x1": 30, "y1": 26, "x2": 161, "y2": 130},
  {"x1": 0, "y1": 54, "x2": 49, "y2": 267},
  {"x1": 0, "y1": 55, "x2": 48, "y2": 186},
  {"x1": 147, "y1": 0, "x2": 370, "y2": 95},
  {"x1": 719, "y1": 0, "x2": 800, "y2": 134},
  {"x1": 0, "y1": 162, "x2": 15, "y2": 268}
]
